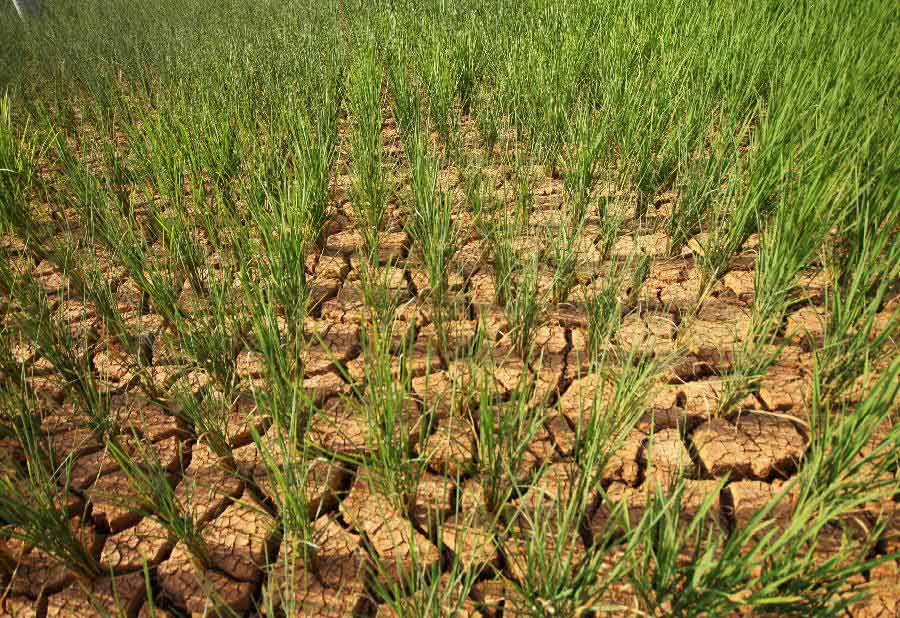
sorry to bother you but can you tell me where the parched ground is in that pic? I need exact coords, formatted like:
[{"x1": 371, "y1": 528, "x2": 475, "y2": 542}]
[{"x1": 0, "y1": 116, "x2": 897, "y2": 617}]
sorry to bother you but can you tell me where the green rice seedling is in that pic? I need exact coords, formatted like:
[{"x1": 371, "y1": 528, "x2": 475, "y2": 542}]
[
  {"x1": 546, "y1": 217, "x2": 583, "y2": 307},
  {"x1": 693, "y1": 177, "x2": 763, "y2": 292},
  {"x1": 625, "y1": 252, "x2": 651, "y2": 308},
  {"x1": 475, "y1": 369, "x2": 547, "y2": 515},
  {"x1": 371, "y1": 549, "x2": 479, "y2": 617},
  {"x1": 0, "y1": 93, "x2": 32, "y2": 183},
  {"x1": 246, "y1": 177, "x2": 314, "y2": 330},
  {"x1": 106, "y1": 431, "x2": 209, "y2": 568},
  {"x1": 250, "y1": 419, "x2": 317, "y2": 574},
  {"x1": 667, "y1": 132, "x2": 740, "y2": 256},
  {"x1": 347, "y1": 39, "x2": 388, "y2": 253},
  {"x1": 562, "y1": 110, "x2": 605, "y2": 222},
  {"x1": 507, "y1": 250, "x2": 542, "y2": 360},
  {"x1": 355, "y1": 307, "x2": 427, "y2": 517},
  {"x1": 170, "y1": 384, "x2": 232, "y2": 463},
  {"x1": 388, "y1": 60, "x2": 421, "y2": 145},
  {"x1": 405, "y1": 135, "x2": 458, "y2": 350},
  {"x1": 473, "y1": 83, "x2": 501, "y2": 155},
  {"x1": 283, "y1": 93, "x2": 340, "y2": 250},
  {"x1": 422, "y1": 30, "x2": 459, "y2": 148},
  {"x1": 547, "y1": 147, "x2": 595, "y2": 306},
  {"x1": 174, "y1": 269, "x2": 243, "y2": 395},
  {"x1": 512, "y1": 153, "x2": 535, "y2": 230},
  {"x1": 816, "y1": 203, "x2": 899, "y2": 402},
  {"x1": 585, "y1": 266, "x2": 626, "y2": 359},
  {"x1": 0, "y1": 261, "x2": 109, "y2": 436},
  {"x1": 0, "y1": 389, "x2": 100, "y2": 579},
  {"x1": 624, "y1": 478, "x2": 730, "y2": 615},
  {"x1": 627, "y1": 359, "x2": 898, "y2": 616},
  {"x1": 507, "y1": 352, "x2": 665, "y2": 615},
  {"x1": 488, "y1": 223, "x2": 517, "y2": 310}
]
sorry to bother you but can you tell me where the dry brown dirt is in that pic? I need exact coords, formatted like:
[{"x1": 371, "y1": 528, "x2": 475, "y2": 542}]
[{"x1": 0, "y1": 118, "x2": 897, "y2": 617}]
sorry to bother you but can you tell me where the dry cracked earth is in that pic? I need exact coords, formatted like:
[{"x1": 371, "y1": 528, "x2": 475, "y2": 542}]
[{"x1": 1, "y1": 119, "x2": 898, "y2": 617}]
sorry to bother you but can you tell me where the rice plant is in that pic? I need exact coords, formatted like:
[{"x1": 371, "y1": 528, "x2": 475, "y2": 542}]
[{"x1": 1, "y1": 0, "x2": 897, "y2": 614}]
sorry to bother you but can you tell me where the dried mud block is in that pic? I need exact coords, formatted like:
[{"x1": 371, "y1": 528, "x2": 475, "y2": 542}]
[
  {"x1": 308, "y1": 397, "x2": 369, "y2": 455},
  {"x1": 303, "y1": 371, "x2": 350, "y2": 404},
  {"x1": 325, "y1": 229, "x2": 364, "y2": 256},
  {"x1": 678, "y1": 480, "x2": 724, "y2": 521},
  {"x1": 87, "y1": 470, "x2": 156, "y2": 533},
  {"x1": 265, "y1": 517, "x2": 372, "y2": 617},
  {"x1": 0, "y1": 596, "x2": 41, "y2": 618},
  {"x1": 642, "y1": 428, "x2": 695, "y2": 486},
  {"x1": 33, "y1": 260, "x2": 67, "y2": 297},
  {"x1": 470, "y1": 576, "x2": 510, "y2": 618},
  {"x1": 305, "y1": 320, "x2": 360, "y2": 374},
  {"x1": 454, "y1": 239, "x2": 487, "y2": 276},
  {"x1": 412, "y1": 362, "x2": 476, "y2": 413},
  {"x1": 309, "y1": 276, "x2": 342, "y2": 309},
  {"x1": 722, "y1": 270, "x2": 754, "y2": 302},
  {"x1": 420, "y1": 320, "x2": 478, "y2": 357},
  {"x1": 176, "y1": 443, "x2": 243, "y2": 526},
  {"x1": 692, "y1": 413, "x2": 805, "y2": 480},
  {"x1": 409, "y1": 473, "x2": 456, "y2": 529},
  {"x1": 852, "y1": 560, "x2": 899, "y2": 618},
  {"x1": 616, "y1": 312, "x2": 676, "y2": 357},
  {"x1": 652, "y1": 379, "x2": 730, "y2": 418},
  {"x1": 557, "y1": 412, "x2": 647, "y2": 485},
  {"x1": 480, "y1": 355, "x2": 527, "y2": 398},
  {"x1": 589, "y1": 480, "x2": 722, "y2": 538},
  {"x1": 101, "y1": 516, "x2": 175, "y2": 572},
  {"x1": 565, "y1": 327, "x2": 594, "y2": 378},
  {"x1": 725, "y1": 479, "x2": 797, "y2": 530},
  {"x1": 583, "y1": 570, "x2": 641, "y2": 615},
  {"x1": 157, "y1": 542, "x2": 256, "y2": 617},
  {"x1": 543, "y1": 410, "x2": 577, "y2": 456},
  {"x1": 346, "y1": 342, "x2": 441, "y2": 382},
  {"x1": 169, "y1": 369, "x2": 212, "y2": 398},
  {"x1": 234, "y1": 349, "x2": 264, "y2": 380},
  {"x1": 93, "y1": 347, "x2": 138, "y2": 389},
  {"x1": 556, "y1": 373, "x2": 616, "y2": 424},
  {"x1": 523, "y1": 421, "x2": 562, "y2": 471},
  {"x1": 756, "y1": 366, "x2": 811, "y2": 412},
  {"x1": 112, "y1": 394, "x2": 189, "y2": 442},
  {"x1": 376, "y1": 231, "x2": 410, "y2": 263},
  {"x1": 421, "y1": 410, "x2": 477, "y2": 477},
  {"x1": 138, "y1": 604, "x2": 174, "y2": 618},
  {"x1": 469, "y1": 272, "x2": 498, "y2": 310},
  {"x1": 76, "y1": 433, "x2": 187, "y2": 490},
  {"x1": 656, "y1": 270, "x2": 703, "y2": 311},
  {"x1": 785, "y1": 305, "x2": 827, "y2": 346},
  {"x1": 588, "y1": 483, "x2": 642, "y2": 534},
  {"x1": 608, "y1": 233, "x2": 669, "y2": 260},
  {"x1": 514, "y1": 463, "x2": 577, "y2": 515},
  {"x1": 225, "y1": 396, "x2": 271, "y2": 448},
  {"x1": 796, "y1": 269, "x2": 829, "y2": 304},
  {"x1": 202, "y1": 497, "x2": 277, "y2": 582},
  {"x1": 532, "y1": 324, "x2": 568, "y2": 370},
  {"x1": 315, "y1": 254, "x2": 350, "y2": 280},
  {"x1": 340, "y1": 474, "x2": 440, "y2": 585},
  {"x1": 45, "y1": 571, "x2": 146, "y2": 618},
  {"x1": 679, "y1": 312, "x2": 749, "y2": 370},
  {"x1": 597, "y1": 428, "x2": 644, "y2": 485},
  {"x1": 25, "y1": 374, "x2": 68, "y2": 403},
  {"x1": 440, "y1": 511, "x2": 499, "y2": 569}
]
